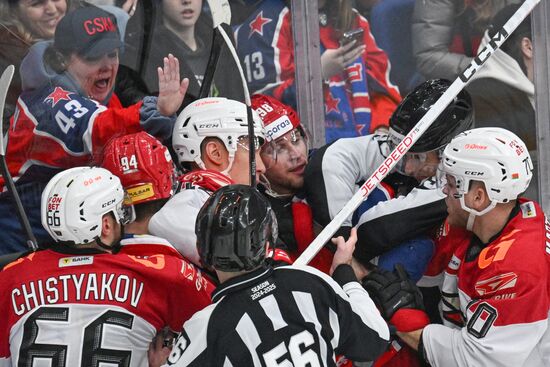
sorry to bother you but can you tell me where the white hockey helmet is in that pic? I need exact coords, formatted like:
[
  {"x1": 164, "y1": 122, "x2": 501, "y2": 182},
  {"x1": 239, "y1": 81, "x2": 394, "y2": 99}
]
[
  {"x1": 172, "y1": 97, "x2": 265, "y2": 169},
  {"x1": 441, "y1": 127, "x2": 533, "y2": 215},
  {"x1": 41, "y1": 167, "x2": 135, "y2": 244}
]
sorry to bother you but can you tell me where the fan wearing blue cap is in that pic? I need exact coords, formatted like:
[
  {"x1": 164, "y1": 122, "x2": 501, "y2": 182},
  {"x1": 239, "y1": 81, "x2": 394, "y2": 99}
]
[{"x1": 0, "y1": 4, "x2": 190, "y2": 254}]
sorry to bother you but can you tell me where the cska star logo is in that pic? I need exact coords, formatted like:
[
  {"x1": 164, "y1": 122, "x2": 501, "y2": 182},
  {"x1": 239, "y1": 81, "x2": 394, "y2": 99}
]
[
  {"x1": 45, "y1": 87, "x2": 73, "y2": 107},
  {"x1": 325, "y1": 92, "x2": 340, "y2": 114},
  {"x1": 249, "y1": 11, "x2": 272, "y2": 38}
]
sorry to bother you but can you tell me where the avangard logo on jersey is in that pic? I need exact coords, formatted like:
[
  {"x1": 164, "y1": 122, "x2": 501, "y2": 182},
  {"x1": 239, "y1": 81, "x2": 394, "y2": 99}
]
[{"x1": 59, "y1": 256, "x2": 94, "y2": 267}]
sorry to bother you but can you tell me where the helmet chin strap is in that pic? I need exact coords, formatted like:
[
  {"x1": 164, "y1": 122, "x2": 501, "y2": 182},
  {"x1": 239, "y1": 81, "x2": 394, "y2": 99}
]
[
  {"x1": 95, "y1": 223, "x2": 124, "y2": 253},
  {"x1": 459, "y1": 195, "x2": 497, "y2": 232},
  {"x1": 195, "y1": 151, "x2": 236, "y2": 178},
  {"x1": 220, "y1": 152, "x2": 236, "y2": 178},
  {"x1": 260, "y1": 174, "x2": 293, "y2": 199},
  {"x1": 466, "y1": 212, "x2": 476, "y2": 232}
]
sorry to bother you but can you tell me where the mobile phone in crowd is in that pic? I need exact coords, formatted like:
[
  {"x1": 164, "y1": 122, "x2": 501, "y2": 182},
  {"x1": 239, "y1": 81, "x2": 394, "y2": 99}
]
[{"x1": 340, "y1": 28, "x2": 364, "y2": 47}]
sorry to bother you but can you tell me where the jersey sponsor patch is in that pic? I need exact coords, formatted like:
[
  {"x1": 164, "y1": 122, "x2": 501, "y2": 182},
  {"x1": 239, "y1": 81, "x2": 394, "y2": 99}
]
[
  {"x1": 467, "y1": 303, "x2": 497, "y2": 338},
  {"x1": 127, "y1": 183, "x2": 155, "y2": 204},
  {"x1": 520, "y1": 201, "x2": 537, "y2": 218},
  {"x1": 59, "y1": 255, "x2": 94, "y2": 267},
  {"x1": 474, "y1": 272, "x2": 518, "y2": 296},
  {"x1": 478, "y1": 230, "x2": 519, "y2": 269},
  {"x1": 265, "y1": 115, "x2": 293, "y2": 141},
  {"x1": 448, "y1": 254, "x2": 461, "y2": 271}
]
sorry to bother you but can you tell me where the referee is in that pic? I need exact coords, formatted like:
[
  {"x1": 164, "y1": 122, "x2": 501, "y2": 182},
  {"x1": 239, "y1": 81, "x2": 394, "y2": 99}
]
[{"x1": 166, "y1": 185, "x2": 389, "y2": 366}]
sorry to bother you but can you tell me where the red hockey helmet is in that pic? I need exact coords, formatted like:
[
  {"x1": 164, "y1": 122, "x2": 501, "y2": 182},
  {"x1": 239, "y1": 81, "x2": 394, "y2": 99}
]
[
  {"x1": 251, "y1": 94, "x2": 304, "y2": 142},
  {"x1": 101, "y1": 132, "x2": 175, "y2": 205}
]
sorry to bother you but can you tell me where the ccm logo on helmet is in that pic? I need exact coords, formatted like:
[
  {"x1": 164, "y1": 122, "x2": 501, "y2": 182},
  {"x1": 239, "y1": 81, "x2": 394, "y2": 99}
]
[
  {"x1": 198, "y1": 122, "x2": 221, "y2": 129},
  {"x1": 266, "y1": 116, "x2": 292, "y2": 141},
  {"x1": 102, "y1": 199, "x2": 116, "y2": 208},
  {"x1": 465, "y1": 171, "x2": 484, "y2": 176},
  {"x1": 83, "y1": 17, "x2": 117, "y2": 35}
]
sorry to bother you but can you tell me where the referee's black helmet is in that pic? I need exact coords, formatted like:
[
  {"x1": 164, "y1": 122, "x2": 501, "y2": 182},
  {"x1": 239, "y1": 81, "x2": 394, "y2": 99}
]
[
  {"x1": 196, "y1": 185, "x2": 278, "y2": 272},
  {"x1": 389, "y1": 79, "x2": 474, "y2": 153}
]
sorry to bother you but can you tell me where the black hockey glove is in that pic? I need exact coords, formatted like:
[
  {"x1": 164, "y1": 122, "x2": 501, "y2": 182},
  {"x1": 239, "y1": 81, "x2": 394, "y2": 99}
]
[{"x1": 361, "y1": 263, "x2": 424, "y2": 321}]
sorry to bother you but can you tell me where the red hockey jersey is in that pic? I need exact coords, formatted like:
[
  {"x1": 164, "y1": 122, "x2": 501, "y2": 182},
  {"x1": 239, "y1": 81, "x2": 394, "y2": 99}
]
[
  {"x1": 422, "y1": 199, "x2": 550, "y2": 366},
  {"x1": 0, "y1": 236, "x2": 213, "y2": 366}
]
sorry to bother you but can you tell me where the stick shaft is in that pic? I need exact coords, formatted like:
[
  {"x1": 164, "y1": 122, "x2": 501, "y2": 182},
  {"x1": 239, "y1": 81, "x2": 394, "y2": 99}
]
[
  {"x1": 204, "y1": 0, "x2": 256, "y2": 186},
  {"x1": 0, "y1": 65, "x2": 38, "y2": 251},
  {"x1": 294, "y1": 0, "x2": 540, "y2": 266}
]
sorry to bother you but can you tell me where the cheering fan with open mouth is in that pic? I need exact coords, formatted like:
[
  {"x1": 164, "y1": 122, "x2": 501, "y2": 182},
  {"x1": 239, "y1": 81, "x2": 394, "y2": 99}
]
[{"x1": 0, "y1": 4, "x2": 189, "y2": 255}]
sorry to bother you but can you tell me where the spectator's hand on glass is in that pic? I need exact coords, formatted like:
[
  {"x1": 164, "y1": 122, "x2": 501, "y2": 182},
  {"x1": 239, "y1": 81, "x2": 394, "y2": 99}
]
[
  {"x1": 330, "y1": 227, "x2": 358, "y2": 276},
  {"x1": 321, "y1": 41, "x2": 366, "y2": 80},
  {"x1": 157, "y1": 54, "x2": 189, "y2": 116}
]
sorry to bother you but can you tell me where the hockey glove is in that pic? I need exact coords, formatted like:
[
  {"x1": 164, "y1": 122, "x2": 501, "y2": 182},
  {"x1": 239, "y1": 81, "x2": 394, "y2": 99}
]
[{"x1": 362, "y1": 264, "x2": 429, "y2": 332}]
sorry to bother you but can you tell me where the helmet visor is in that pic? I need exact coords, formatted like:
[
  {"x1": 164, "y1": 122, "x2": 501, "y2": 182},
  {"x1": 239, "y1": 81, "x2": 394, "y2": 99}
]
[
  {"x1": 260, "y1": 128, "x2": 308, "y2": 170},
  {"x1": 117, "y1": 193, "x2": 136, "y2": 225},
  {"x1": 389, "y1": 137, "x2": 441, "y2": 179}
]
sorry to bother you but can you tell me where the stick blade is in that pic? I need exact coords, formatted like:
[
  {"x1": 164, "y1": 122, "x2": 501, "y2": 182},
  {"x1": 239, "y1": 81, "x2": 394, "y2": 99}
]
[
  {"x1": 206, "y1": 0, "x2": 231, "y2": 27},
  {"x1": 0, "y1": 65, "x2": 15, "y2": 155}
]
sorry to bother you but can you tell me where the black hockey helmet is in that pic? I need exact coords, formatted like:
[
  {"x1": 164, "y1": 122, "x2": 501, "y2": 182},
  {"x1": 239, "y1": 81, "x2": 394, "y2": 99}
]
[
  {"x1": 389, "y1": 79, "x2": 474, "y2": 153},
  {"x1": 196, "y1": 185, "x2": 278, "y2": 272}
]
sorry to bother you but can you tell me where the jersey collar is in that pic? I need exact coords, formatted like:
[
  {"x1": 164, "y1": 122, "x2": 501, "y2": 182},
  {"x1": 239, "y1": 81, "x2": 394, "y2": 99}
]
[{"x1": 212, "y1": 264, "x2": 273, "y2": 302}]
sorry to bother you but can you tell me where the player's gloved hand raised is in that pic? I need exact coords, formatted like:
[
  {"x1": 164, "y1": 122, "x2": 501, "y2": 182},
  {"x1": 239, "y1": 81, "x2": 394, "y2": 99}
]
[{"x1": 362, "y1": 264, "x2": 429, "y2": 332}]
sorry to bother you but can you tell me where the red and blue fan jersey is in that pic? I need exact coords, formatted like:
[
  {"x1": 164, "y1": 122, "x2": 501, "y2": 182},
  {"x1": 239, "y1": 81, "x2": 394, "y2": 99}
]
[
  {"x1": 234, "y1": 0, "x2": 401, "y2": 142},
  {"x1": 2, "y1": 85, "x2": 142, "y2": 191}
]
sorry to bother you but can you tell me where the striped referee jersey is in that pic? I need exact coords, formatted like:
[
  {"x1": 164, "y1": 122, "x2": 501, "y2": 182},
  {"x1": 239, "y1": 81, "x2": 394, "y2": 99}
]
[{"x1": 167, "y1": 263, "x2": 390, "y2": 366}]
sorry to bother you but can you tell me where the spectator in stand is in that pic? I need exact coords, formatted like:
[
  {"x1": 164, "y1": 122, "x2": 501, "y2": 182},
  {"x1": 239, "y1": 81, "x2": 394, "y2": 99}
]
[
  {"x1": 381, "y1": 128, "x2": 550, "y2": 367},
  {"x1": 0, "y1": 0, "x2": 69, "y2": 129},
  {"x1": 119, "y1": 0, "x2": 243, "y2": 107},
  {"x1": 148, "y1": 97, "x2": 266, "y2": 266},
  {"x1": 355, "y1": 0, "x2": 380, "y2": 21},
  {"x1": 235, "y1": 0, "x2": 401, "y2": 143},
  {"x1": 466, "y1": 4, "x2": 537, "y2": 198},
  {"x1": 412, "y1": 0, "x2": 518, "y2": 80},
  {"x1": 0, "y1": 5, "x2": 189, "y2": 255},
  {"x1": 0, "y1": 166, "x2": 213, "y2": 366}
]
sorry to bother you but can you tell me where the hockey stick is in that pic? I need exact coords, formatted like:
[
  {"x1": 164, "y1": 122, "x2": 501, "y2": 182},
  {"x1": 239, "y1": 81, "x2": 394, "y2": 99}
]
[
  {"x1": 294, "y1": 0, "x2": 540, "y2": 266},
  {"x1": 0, "y1": 65, "x2": 38, "y2": 251},
  {"x1": 204, "y1": 0, "x2": 257, "y2": 186},
  {"x1": 199, "y1": 0, "x2": 231, "y2": 99}
]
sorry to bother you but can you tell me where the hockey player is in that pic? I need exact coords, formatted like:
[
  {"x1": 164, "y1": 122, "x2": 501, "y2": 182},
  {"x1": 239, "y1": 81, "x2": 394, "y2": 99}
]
[
  {"x1": 165, "y1": 184, "x2": 390, "y2": 366},
  {"x1": 0, "y1": 167, "x2": 212, "y2": 366},
  {"x1": 101, "y1": 132, "x2": 177, "y2": 237},
  {"x1": 148, "y1": 97, "x2": 266, "y2": 265},
  {"x1": 100, "y1": 132, "x2": 216, "y2": 363},
  {"x1": 0, "y1": 5, "x2": 189, "y2": 254},
  {"x1": 304, "y1": 79, "x2": 473, "y2": 281},
  {"x1": 375, "y1": 128, "x2": 550, "y2": 366},
  {"x1": 251, "y1": 94, "x2": 334, "y2": 270}
]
